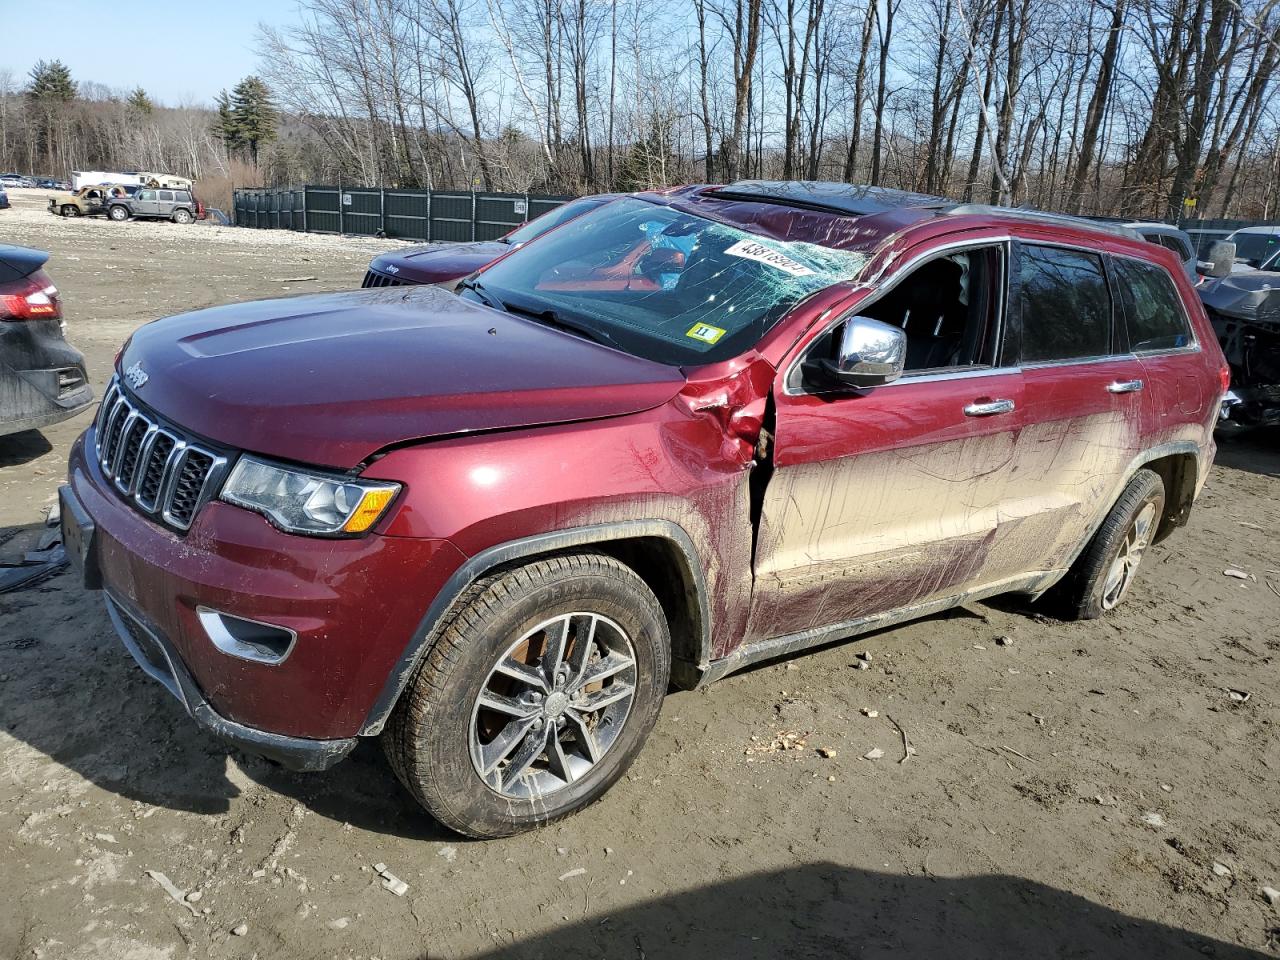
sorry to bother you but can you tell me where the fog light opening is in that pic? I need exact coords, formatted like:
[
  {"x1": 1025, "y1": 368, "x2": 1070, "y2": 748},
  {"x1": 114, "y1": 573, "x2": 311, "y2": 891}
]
[{"x1": 197, "y1": 608, "x2": 296, "y2": 665}]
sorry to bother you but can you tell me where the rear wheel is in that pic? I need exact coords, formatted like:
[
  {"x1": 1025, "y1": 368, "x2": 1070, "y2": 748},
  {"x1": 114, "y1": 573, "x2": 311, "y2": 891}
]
[
  {"x1": 108, "y1": 205, "x2": 129, "y2": 222},
  {"x1": 1052, "y1": 468, "x2": 1165, "y2": 620},
  {"x1": 61, "y1": 205, "x2": 78, "y2": 217},
  {"x1": 384, "y1": 552, "x2": 670, "y2": 838},
  {"x1": 173, "y1": 208, "x2": 193, "y2": 224}
]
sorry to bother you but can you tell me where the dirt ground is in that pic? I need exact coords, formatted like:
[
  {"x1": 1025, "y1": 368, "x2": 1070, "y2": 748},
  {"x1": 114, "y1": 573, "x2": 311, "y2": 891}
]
[{"x1": 1, "y1": 185, "x2": 1278, "y2": 960}]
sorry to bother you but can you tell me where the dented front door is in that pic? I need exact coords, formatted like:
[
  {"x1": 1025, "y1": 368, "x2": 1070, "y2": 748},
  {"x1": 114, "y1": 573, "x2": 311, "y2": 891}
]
[{"x1": 747, "y1": 368, "x2": 1026, "y2": 642}]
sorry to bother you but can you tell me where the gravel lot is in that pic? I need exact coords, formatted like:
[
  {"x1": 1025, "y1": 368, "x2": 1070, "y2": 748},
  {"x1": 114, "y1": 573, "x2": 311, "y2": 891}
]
[{"x1": 1, "y1": 185, "x2": 1279, "y2": 960}]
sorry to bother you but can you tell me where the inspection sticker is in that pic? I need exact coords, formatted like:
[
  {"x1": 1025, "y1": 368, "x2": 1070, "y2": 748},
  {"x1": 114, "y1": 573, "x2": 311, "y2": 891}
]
[
  {"x1": 686, "y1": 322, "x2": 727, "y2": 344},
  {"x1": 723, "y1": 239, "x2": 816, "y2": 276}
]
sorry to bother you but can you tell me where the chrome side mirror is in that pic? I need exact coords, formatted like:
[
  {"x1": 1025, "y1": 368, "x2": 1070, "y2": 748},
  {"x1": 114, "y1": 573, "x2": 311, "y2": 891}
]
[
  {"x1": 1207, "y1": 240, "x2": 1236, "y2": 278},
  {"x1": 820, "y1": 315, "x2": 907, "y2": 388}
]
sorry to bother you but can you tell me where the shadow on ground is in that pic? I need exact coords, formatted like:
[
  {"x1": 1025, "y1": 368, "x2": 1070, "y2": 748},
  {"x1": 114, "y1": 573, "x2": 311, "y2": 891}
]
[
  {"x1": 1215, "y1": 425, "x2": 1280, "y2": 478},
  {"x1": 0, "y1": 569, "x2": 456, "y2": 842},
  {"x1": 0, "y1": 428, "x2": 53, "y2": 469},
  {"x1": 464, "y1": 863, "x2": 1278, "y2": 960}
]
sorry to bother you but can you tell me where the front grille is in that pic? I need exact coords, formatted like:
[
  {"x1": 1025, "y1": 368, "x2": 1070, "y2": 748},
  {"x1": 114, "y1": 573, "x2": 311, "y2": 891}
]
[
  {"x1": 361, "y1": 269, "x2": 406, "y2": 288},
  {"x1": 94, "y1": 378, "x2": 229, "y2": 532}
]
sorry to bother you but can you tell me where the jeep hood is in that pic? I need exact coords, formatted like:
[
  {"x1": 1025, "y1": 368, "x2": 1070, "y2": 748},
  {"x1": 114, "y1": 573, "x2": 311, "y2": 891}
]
[
  {"x1": 118, "y1": 285, "x2": 686, "y2": 469},
  {"x1": 1200, "y1": 271, "x2": 1280, "y2": 327},
  {"x1": 370, "y1": 241, "x2": 507, "y2": 284}
]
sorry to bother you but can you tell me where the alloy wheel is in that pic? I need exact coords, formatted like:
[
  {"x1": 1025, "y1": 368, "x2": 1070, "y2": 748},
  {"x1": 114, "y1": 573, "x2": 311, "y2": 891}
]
[
  {"x1": 469, "y1": 612, "x2": 637, "y2": 799},
  {"x1": 1101, "y1": 502, "x2": 1156, "y2": 609}
]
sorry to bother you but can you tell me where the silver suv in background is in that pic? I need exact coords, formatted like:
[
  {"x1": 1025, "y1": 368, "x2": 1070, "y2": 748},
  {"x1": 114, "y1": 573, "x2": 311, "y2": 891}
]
[{"x1": 106, "y1": 188, "x2": 198, "y2": 224}]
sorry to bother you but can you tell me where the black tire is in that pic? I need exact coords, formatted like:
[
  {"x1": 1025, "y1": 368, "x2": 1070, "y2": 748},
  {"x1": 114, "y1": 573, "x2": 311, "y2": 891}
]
[
  {"x1": 61, "y1": 204, "x2": 79, "y2": 217},
  {"x1": 173, "y1": 208, "x2": 193, "y2": 224},
  {"x1": 1051, "y1": 468, "x2": 1165, "y2": 620},
  {"x1": 108, "y1": 205, "x2": 129, "y2": 222},
  {"x1": 384, "y1": 552, "x2": 670, "y2": 838}
]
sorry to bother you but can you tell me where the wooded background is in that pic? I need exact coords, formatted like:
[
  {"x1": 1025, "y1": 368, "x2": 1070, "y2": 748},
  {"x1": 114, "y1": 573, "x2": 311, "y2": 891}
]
[{"x1": 5, "y1": 0, "x2": 1280, "y2": 222}]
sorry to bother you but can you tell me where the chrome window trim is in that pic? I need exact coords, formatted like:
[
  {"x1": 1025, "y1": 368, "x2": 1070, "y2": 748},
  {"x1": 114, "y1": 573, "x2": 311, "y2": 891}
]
[
  {"x1": 879, "y1": 364, "x2": 1023, "y2": 387},
  {"x1": 784, "y1": 235, "x2": 1013, "y2": 397}
]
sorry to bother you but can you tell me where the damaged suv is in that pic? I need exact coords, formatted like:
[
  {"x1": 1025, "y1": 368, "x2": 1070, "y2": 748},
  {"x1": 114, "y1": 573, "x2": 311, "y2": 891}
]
[{"x1": 61, "y1": 181, "x2": 1225, "y2": 838}]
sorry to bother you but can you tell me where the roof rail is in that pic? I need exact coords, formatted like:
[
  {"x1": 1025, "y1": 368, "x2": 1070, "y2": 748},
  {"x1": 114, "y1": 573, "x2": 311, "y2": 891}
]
[{"x1": 946, "y1": 204, "x2": 1144, "y2": 240}]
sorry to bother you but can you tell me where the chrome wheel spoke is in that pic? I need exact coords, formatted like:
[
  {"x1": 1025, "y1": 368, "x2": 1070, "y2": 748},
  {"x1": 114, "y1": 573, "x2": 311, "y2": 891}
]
[
  {"x1": 564, "y1": 710, "x2": 602, "y2": 763},
  {"x1": 500, "y1": 722, "x2": 550, "y2": 788},
  {"x1": 477, "y1": 690, "x2": 539, "y2": 720},
  {"x1": 493, "y1": 656, "x2": 549, "y2": 693},
  {"x1": 577, "y1": 649, "x2": 635, "y2": 688},
  {"x1": 479, "y1": 716, "x2": 538, "y2": 777},
  {"x1": 576, "y1": 681, "x2": 635, "y2": 713},
  {"x1": 545, "y1": 726, "x2": 577, "y2": 784},
  {"x1": 567, "y1": 614, "x2": 598, "y2": 685},
  {"x1": 540, "y1": 616, "x2": 571, "y2": 686}
]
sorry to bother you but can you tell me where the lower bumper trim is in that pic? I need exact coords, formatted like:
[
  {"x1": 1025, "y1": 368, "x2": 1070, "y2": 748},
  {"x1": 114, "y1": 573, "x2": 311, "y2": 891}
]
[{"x1": 104, "y1": 593, "x2": 357, "y2": 772}]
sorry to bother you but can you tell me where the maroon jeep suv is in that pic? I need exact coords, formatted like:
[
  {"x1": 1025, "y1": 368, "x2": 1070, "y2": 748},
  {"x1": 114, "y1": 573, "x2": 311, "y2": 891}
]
[{"x1": 61, "y1": 181, "x2": 1226, "y2": 838}]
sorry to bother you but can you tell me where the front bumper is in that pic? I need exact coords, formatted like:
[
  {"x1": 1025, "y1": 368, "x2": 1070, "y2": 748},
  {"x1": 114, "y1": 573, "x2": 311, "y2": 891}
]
[
  {"x1": 65, "y1": 428, "x2": 466, "y2": 750},
  {"x1": 103, "y1": 589, "x2": 356, "y2": 771}
]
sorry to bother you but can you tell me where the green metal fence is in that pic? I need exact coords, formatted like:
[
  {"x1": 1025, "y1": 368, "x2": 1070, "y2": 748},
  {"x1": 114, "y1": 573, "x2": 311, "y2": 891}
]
[{"x1": 233, "y1": 185, "x2": 572, "y2": 242}]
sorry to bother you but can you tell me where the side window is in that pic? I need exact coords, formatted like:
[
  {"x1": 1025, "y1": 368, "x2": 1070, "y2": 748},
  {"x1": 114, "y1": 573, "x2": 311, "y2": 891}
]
[
  {"x1": 857, "y1": 245, "x2": 1005, "y2": 372},
  {"x1": 1159, "y1": 235, "x2": 1192, "y2": 261},
  {"x1": 139, "y1": 190, "x2": 156, "y2": 201},
  {"x1": 158, "y1": 190, "x2": 174, "y2": 202},
  {"x1": 1018, "y1": 245, "x2": 1111, "y2": 362},
  {"x1": 1112, "y1": 257, "x2": 1193, "y2": 352}
]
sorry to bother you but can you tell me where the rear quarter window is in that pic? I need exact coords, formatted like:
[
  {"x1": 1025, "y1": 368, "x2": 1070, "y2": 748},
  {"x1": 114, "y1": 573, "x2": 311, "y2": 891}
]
[
  {"x1": 1112, "y1": 256, "x2": 1193, "y2": 352},
  {"x1": 1018, "y1": 244, "x2": 1112, "y2": 362}
]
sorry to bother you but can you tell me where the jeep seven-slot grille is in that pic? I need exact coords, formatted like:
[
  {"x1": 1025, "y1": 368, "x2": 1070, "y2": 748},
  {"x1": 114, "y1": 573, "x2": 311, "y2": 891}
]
[
  {"x1": 93, "y1": 379, "x2": 229, "y2": 531},
  {"x1": 361, "y1": 269, "x2": 406, "y2": 288}
]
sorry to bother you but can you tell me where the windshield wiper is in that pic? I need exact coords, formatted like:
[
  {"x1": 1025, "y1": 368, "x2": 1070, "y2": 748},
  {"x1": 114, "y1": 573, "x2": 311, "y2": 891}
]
[
  {"x1": 458, "y1": 278, "x2": 506, "y2": 312},
  {"x1": 498, "y1": 298, "x2": 614, "y2": 347}
]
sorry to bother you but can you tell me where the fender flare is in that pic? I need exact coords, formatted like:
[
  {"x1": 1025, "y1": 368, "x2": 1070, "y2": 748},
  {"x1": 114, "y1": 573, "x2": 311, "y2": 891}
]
[{"x1": 360, "y1": 519, "x2": 711, "y2": 736}]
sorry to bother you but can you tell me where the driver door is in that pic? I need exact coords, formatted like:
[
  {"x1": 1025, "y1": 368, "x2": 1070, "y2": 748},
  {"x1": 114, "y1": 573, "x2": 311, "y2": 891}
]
[{"x1": 747, "y1": 239, "x2": 1028, "y2": 642}]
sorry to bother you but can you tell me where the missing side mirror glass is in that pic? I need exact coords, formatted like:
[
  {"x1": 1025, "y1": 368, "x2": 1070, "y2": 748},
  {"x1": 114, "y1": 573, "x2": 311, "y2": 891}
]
[{"x1": 1207, "y1": 240, "x2": 1236, "y2": 278}]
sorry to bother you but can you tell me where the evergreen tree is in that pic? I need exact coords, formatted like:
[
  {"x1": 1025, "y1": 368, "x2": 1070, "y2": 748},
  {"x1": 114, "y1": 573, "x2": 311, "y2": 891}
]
[
  {"x1": 127, "y1": 87, "x2": 154, "y2": 116},
  {"x1": 26, "y1": 60, "x2": 76, "y2": 102},
  {"x1": 229, "y1": 76, "x2": 277, "y2": 165},
  {"x1": 213, "y1": 89, "x2": 241, "y2": 152}
]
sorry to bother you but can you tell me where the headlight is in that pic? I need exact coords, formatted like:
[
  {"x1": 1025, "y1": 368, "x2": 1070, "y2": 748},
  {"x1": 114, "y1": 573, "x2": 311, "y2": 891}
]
[{"x1": 220, "y1": 456, "x2": 400, "y2": 536}]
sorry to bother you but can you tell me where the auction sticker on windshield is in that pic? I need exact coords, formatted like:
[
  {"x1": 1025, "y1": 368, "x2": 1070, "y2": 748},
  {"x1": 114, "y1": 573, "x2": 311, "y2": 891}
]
[
  {"x1": 686, "y1": 322, "x2": 727, "y2": 344},
  {"x1": 723, "y1": 239, "x2": 816, "y2": 277}
]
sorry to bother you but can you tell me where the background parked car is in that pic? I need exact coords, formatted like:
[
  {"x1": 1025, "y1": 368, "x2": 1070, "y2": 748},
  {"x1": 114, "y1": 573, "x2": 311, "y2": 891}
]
[
  {"x1": 0, "y1": 244, "x2": 93, "y2": 436},
  {"x1": 48, "y1": 184, "x2": 117, "y2": 217},
  {"x1": 362, "y1": 194, "x2": 618, "y2": 288},
  {"x1": 0, "y1": 174, "x2": 25, "y2": 188},
  {"x1": 1123, "y1": 222, "x2": 1202, "y2": 282},
  {"x1": 0, "y1": 185, "x2": 9, "y2": 210},
  {"x1": 105, "y1": 187, "x2": 199, "y2": 224}
]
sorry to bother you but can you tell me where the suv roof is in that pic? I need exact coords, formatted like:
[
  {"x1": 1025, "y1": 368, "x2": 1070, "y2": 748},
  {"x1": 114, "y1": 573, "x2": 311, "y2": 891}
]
[{"x1": 687, "y1": 180, "x2": 1147, "y2": 251}]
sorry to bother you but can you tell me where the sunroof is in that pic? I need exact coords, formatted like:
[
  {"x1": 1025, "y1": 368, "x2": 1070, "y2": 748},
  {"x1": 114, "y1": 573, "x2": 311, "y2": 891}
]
[{"x1": 711, "y1": 180, "x2": 953, "y2": 216}]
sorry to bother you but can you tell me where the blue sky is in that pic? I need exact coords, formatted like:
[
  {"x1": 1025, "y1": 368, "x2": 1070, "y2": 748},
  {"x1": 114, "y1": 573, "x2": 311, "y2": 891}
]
[{"x1": 2, "y1": 0, "x2": 301, "y2": 106}]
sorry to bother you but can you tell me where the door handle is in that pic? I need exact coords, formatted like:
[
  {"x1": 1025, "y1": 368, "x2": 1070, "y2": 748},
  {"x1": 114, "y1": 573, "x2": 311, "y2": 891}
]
[
  {"x1": 963, "y1": 398, "x2": 1015, "y2": 417},
  {"x1": 1107, "y1": 379, "x2": 1144, "y2": 394}
]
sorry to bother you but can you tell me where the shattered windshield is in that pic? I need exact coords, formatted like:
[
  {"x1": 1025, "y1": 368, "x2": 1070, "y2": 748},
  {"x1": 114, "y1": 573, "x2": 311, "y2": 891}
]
[{"x1": 465, "y1": 197, "x2": 867, "y2": 364}]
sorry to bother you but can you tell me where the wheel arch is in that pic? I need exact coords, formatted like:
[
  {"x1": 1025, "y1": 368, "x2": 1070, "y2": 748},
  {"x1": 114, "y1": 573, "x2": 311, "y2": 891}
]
[{"x1": 360, "y1": 520, "x2": 711, "y2": 736}]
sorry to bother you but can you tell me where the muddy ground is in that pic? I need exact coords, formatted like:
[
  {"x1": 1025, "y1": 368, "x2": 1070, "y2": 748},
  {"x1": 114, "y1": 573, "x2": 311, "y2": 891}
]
[{"x1": 1, "y1": 186, "x2": 1278, "y2": 960}]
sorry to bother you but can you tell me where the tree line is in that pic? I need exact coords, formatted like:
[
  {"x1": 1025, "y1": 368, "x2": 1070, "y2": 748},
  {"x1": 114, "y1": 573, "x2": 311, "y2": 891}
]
[{"x1": 5, "y1": 0, "x2": 1280, "y2": 223}]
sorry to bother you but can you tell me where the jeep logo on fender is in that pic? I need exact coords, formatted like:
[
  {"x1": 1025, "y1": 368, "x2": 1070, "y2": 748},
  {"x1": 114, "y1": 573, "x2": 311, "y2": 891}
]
[{"x1": 124, "y1": 362, "x2": 148, "y2": 389}]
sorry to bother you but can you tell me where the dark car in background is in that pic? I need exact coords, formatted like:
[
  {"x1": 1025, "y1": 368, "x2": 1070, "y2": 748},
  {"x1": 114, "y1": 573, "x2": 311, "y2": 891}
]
[
  {"x1": 362, "y1": 194, "x2": 617, "y2": 288},
  {"x1": 0, "y1": 185, "x2": 9, "y2": 210},
  {"x1": 0, "y1": 245, "x2": 93, "y2": 436}
]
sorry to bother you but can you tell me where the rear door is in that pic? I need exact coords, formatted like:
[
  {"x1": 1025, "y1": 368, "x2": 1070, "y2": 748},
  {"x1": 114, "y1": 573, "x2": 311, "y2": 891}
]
[
  {"x1": 156, "y1": 190, "x2": 176, "y2": 217},
  {"x1": 1009, "y1": 241, "x2": 1149, "y2": 574},
  {"x1": 748, "y1": 237, "x2": 1028, "y2": 642}
]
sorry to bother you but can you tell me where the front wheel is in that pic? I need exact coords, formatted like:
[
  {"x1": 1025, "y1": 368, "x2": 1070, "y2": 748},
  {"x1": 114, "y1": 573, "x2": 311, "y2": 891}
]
[
  {"x1": 1052, "y1": 468, "x2": 1165, "y2": 620},
  {"x1": 384, "y1": 553, "x2": 671, "y2": 838},
  {"x1": 61, "y1": 205, "x2": 79, "y2": 217},
  {"x1": 108, "y1": 205, "x2": 129, "y2": 221}
]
